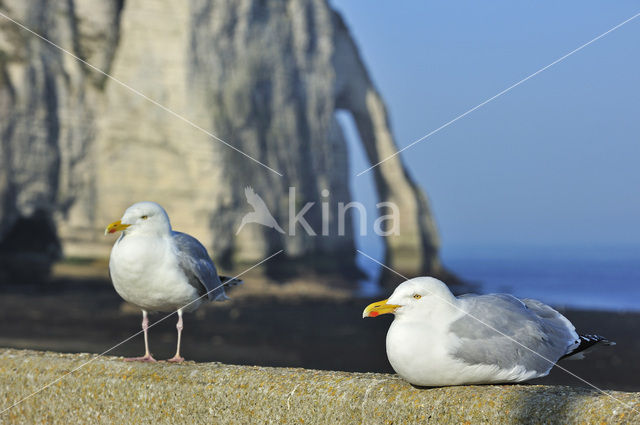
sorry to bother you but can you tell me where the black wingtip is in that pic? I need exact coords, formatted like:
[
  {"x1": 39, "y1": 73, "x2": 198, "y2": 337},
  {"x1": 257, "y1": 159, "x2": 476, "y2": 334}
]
[
  {"x1": 561, "y1": 334, "x2": 615, "y2": 360},
  {"x1": 219, "y1": 275, "x2": 244, "y2": 287},
  {"x1": 582, "y1": 334, "x2": 615, "y2": 345}
]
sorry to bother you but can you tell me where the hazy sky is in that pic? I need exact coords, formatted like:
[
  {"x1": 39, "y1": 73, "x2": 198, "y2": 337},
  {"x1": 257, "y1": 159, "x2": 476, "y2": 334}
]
[{"x1": 331, "y1": 1, "x2": 640, "y2": 255}]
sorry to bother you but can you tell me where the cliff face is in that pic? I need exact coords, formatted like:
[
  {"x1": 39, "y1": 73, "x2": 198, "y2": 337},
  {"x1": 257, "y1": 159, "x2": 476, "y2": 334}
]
[
  {"x1": 0, "y1": 0, "x2": 443, "y2": 285},
  {"x1": 0, "y1": 1, "x2": 124, "y2": 280}
]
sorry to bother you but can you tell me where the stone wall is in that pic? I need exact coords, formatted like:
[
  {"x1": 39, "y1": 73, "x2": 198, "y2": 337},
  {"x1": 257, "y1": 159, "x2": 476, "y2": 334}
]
[{"x1": 0, "y1": 349, "x2": 637, "y2": 424}]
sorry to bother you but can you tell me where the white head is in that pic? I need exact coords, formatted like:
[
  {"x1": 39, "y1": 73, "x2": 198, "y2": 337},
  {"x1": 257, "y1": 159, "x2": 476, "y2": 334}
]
[
  {"x1": 362, "y1": 277, "x2": 457, "y2": 319},
  {"x1": 105, "y1": 201, "x2": 172, "y2": 237}
]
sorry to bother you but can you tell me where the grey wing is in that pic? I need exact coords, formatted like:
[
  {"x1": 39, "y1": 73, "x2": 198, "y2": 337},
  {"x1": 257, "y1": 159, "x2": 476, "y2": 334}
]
[
  {"x1": 172, "y1": 232, "x2": 228, "y2": 301},
  {"x1": 449, "y1": 294, "x2": 579, "y2": 374}
]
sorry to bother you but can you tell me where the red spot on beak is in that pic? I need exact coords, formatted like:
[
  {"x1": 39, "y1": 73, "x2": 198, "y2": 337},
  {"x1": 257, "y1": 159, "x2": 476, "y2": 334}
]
[{"x1": 369, "y1": 311, "x2": 379, "y2": 318}]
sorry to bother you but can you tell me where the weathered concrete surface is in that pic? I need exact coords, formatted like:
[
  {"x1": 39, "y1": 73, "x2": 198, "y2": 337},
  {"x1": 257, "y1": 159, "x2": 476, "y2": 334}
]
[{"x1": 0, "y1": 349, "x2": 637, "y2": 424}]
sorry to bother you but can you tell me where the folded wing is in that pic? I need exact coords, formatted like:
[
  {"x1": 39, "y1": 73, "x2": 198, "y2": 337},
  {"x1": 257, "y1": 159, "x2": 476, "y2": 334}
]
[
  {"x1": 172, "y1": 231, "x2": 228, "y2": 301},
  {"x1": 449, "y1": 294, "x2": 579, "y2": 375}
]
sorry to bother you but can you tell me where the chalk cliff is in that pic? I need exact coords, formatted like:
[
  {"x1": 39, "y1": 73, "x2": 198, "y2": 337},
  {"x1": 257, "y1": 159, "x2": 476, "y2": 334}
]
[{"x1": 0, "y1": 0, "x2": 445, "y2": 286}]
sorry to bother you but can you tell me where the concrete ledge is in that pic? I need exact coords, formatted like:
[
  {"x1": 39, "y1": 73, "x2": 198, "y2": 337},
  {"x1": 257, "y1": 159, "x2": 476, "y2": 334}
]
[{"x1": 0, "y1": 349, "x2": 638, "y2": 424}]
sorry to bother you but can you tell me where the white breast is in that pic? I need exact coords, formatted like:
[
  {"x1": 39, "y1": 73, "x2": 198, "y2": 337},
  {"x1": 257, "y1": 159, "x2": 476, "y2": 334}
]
[
  {"x1": 386, "y1": 318, "x2": 464, "y2": 386},
  {"x1": 109, "y1": 234, "x2": 201, "y2": 312}
]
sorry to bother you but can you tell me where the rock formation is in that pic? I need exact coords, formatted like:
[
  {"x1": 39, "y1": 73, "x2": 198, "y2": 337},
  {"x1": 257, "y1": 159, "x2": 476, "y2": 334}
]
[{"x1": 0, "y1": 0, "x2": 446, "y2": 287}]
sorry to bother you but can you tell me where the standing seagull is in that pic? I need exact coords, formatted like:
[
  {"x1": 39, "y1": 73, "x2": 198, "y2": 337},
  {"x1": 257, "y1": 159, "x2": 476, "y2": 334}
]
[
  {"x1": 363, "y1": 277, "x2": 614, "y2": 386},
  {"x1": 105, "y1": 201, "x2": 242, "y2": 362}
]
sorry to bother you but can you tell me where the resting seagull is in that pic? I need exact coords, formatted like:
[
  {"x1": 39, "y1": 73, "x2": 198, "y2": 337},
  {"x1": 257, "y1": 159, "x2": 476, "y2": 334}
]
[
  {"x1": 363, "y1": 277, "x2": 614, "y2": 386},
  {"x1": 105, "y1": 201, "x2": 241, "y2": 362}
]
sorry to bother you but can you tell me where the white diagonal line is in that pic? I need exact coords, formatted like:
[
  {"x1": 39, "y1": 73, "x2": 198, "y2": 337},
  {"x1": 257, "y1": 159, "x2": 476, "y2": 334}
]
[
  {"x1": 357, "y1": 11, "x2": 640, "y2": 176},
  {"x1": 0, "y1": 10, "x2": 283, "y2": 177},
  {"x1": 356, "y1": 249, "x2": 639, "y2": 415},
  {"x1": 0, "y1": 250, "x2": 283, "y2": 416}
]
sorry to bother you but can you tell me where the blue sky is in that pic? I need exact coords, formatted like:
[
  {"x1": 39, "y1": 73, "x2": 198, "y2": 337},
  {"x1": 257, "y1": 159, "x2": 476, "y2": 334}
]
[{"x1": 331, "y1": 1, "x2": 640, "y2": 256}]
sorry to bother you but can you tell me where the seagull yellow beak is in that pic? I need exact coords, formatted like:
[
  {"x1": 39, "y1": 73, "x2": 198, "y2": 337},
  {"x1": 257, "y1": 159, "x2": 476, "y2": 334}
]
[
  {"x1": 104, "y1": 220, "x2": 130, "y2": 235},
  {"x1": 362, "y1": 299, "x2": 401, "y2": 318}
]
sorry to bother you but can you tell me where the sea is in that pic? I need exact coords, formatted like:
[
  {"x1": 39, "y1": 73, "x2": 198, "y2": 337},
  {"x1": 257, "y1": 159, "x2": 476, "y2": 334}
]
[{"x1": 356, "y1": 245, "x2": 640, "y2": 312}]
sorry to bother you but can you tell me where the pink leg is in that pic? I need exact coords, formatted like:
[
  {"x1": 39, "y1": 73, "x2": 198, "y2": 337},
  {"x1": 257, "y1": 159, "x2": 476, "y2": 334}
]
[
  {"x1": 125, "y1": 310, "x2": 156, "y2": 362},
  {"x1": 168, "y1": 309, "x2": 185, "y2": 363}
]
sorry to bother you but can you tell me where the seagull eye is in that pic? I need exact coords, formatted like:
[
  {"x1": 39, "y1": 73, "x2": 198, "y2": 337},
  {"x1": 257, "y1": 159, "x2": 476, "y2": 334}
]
[
  {"x1": 413, "y1": 294, "x2": 422, "y2": 299},
  {"x1": 141, "y1": 215, "x2": 148, "y2": 220}
]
